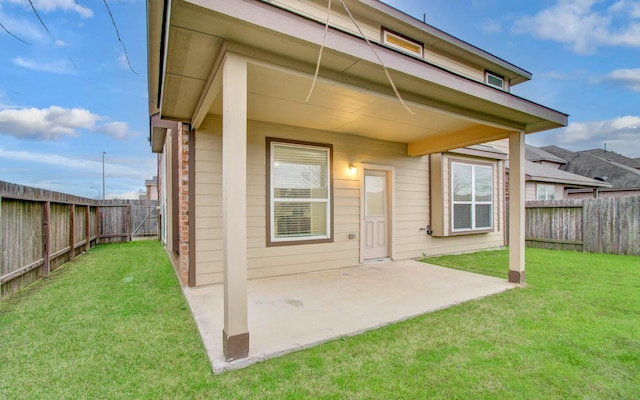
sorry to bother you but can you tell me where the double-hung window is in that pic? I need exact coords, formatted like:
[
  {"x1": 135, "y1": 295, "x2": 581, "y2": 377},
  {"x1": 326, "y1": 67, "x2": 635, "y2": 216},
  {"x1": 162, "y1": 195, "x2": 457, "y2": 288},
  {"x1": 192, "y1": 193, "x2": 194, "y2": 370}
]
[
  {"x1": 267, "y1": 139, "x2": 332, "y2": 245},
  {"x1": 451, "y1": 162, "x2": 493, "y2": 232},
  {"x1": 536, "y1": 183, "x2": 555, "y2": 200}
]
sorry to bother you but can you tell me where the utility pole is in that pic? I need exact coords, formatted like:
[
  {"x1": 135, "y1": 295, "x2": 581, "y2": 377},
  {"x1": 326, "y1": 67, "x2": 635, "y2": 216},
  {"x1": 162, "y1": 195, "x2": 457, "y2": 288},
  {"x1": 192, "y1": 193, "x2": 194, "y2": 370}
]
[{"x1": 102, "y1": 151, "x2": 107, "y2": 200}]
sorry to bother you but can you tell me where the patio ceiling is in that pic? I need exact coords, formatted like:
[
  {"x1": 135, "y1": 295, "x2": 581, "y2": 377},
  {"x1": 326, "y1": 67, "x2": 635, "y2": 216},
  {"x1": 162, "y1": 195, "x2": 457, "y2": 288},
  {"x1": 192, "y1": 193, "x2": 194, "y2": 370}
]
[{"x1": 149, "y1": 0, "x2": 568, "y2": 155}]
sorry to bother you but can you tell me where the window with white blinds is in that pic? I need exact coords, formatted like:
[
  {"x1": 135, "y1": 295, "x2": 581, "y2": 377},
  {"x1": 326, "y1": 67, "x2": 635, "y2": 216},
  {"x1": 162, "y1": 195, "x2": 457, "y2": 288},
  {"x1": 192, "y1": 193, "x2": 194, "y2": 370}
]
[
  {"x1": 268, "y1": 140, "x2": 332, "y2": 244},
  {"x1": 451, "y1": 162, "x2": 493, "y2": 232}
]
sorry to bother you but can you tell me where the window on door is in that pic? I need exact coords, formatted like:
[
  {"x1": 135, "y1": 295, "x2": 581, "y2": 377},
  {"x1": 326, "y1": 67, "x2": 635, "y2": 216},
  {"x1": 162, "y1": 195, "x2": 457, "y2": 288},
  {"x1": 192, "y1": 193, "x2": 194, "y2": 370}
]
[
  {"x1": 451, "y1": 162, "x2": 493, "y2": 232},
  {"x1": 267, "y1": 138, "x2": 333, "y2": 246}
]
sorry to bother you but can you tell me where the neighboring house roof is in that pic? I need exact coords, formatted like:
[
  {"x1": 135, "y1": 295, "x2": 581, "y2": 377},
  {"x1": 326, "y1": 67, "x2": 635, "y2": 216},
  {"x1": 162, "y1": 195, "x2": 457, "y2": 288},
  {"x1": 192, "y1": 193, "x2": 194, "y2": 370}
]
[
  {"x1": 450, "y1": 144, "x2": 508, "y2": 159},
  {"x1": 582, "y1": 149, "x2": 640, "y2": 169},
  {"x1": 524, "y1": 161, "x2": 610, "y2": 188},
  {"x1": 541, "y1": 145, "x2": 640, "y2": 189},
  {"x1": 525, "y1": 144, "x2": 566, "y2": 164},
  {"x1": 145, "y1": 176, "x2": 158, "y2": 186}
]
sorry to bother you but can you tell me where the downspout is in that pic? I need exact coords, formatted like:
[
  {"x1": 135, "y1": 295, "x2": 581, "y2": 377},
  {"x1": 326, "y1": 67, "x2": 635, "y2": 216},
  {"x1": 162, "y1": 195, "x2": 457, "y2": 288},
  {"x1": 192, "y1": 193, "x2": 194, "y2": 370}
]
[{"x1": 426, "y1": 154, "x2": 433, "y2": 235}]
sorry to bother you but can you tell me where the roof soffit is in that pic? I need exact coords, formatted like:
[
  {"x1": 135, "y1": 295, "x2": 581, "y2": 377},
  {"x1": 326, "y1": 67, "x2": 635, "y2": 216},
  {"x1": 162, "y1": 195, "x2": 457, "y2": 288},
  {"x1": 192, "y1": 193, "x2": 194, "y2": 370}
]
[
  {"x1": 163, "y1": 0, "x2": 565, "y2": 125},
  {"x1": 154, "y1": 0, "x2": 567, "y2": 153}
]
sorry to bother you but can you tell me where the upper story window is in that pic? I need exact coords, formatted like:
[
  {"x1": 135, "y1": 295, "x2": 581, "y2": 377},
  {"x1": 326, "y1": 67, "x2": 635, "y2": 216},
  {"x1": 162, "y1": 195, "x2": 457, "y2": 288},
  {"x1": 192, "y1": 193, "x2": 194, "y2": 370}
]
[
  {"x1": 451, "y1": 162, "x2": 493, "y2": 232},
  {"x1": 485, "y1": 71, "x2": 505, "y2": 90},
  {"x1": 382, "y1": 28, "x2": 423, "y2": 57},
  {"x1": 267, "y1": 138, "x2": 333, "y2": 246},
  {"x1": 536, "y1": 183, "x2": 556, "y2": 200}
]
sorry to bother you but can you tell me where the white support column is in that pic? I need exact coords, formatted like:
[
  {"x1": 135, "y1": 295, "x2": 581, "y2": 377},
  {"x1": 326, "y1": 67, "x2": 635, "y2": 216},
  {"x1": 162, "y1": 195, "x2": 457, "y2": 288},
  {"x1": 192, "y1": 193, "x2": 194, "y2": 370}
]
[
  {"x1": 222, "y1": 53, "x2": 249, "y2": 360},
  {"x1": 508, "y1": 131, "x2": 526, "y2": 283}
]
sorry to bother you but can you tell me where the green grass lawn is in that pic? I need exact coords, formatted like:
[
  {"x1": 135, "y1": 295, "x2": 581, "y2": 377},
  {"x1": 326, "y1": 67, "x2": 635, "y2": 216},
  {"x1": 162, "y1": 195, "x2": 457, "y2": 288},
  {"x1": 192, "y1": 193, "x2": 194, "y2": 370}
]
[{"x1": 1, "y1": 242, "x2": 639, "y2": 399}]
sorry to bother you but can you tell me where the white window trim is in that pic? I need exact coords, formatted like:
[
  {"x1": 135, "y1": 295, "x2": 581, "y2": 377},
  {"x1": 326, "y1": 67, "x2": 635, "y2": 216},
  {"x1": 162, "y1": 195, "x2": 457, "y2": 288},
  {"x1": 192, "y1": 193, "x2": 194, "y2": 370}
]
[
  {"x1": 382, "y1": 28, "x2": 424, "y2": 57},
  {"x1": 269, "y1": 140, "x2": 332, "y2": 244},
  {"x1": 451, "y1": 162, "x2": 493, "y2": 232},
  {"x1": 536, "y1": 183, "x2": 556, "y2": 200},
  {"x1": 485, "y1": 71, "x2": 505, "y2": 90}
]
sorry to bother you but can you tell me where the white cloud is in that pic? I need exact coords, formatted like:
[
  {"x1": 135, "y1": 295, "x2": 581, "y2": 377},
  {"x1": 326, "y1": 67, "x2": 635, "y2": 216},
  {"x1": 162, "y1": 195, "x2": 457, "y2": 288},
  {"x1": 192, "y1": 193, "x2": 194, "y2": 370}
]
[
  {"x1": 529, "y1": 115, "x2": 640, "y2": 157},
  {"x1": 0, "y1": 105, "x2": 137, "y2": 140},
  {"x1": 54, "y1": 39, "x2": 66, "y2": 46},
  {"x1": 482, "y1": 20, "x2": 501, "y2": 33},
  {"x1": 106, "y1": 190, "x2": 145, "y2": 200},
  {"x1": 13, "y1": 57, "x2": 76, "y2": 74},
  {"x1": 513, "y1": 0, "x2": 640, "y2": 53},
  {"x1": 117, "y1": 53, "x2": 129, "y2": 69},
  {"x1": 0, "y1": 148, "x2": 151, "y2": 179},
  {"x1": 6, "y1": 0, "x2": 93, "y2": 18},
  {"x1": 605, "y1": 68, "x2": 640, "y2": 91},
  {"x1": 0, "y1": 9, "x2": 46, "y2": 43},
  {"x1": 95, "y1": 121, "x2": 133, "y2": 140}
]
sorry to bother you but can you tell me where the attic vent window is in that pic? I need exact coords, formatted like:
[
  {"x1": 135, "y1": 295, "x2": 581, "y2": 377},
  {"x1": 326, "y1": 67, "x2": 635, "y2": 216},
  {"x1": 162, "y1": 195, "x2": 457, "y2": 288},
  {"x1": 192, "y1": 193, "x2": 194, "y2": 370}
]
[
  {"x1": 382, "y1": 28, "x2": 423, "y2": 57},
  {"x1": 485, "y1": 71, "x2": 505, "y2": 90}
]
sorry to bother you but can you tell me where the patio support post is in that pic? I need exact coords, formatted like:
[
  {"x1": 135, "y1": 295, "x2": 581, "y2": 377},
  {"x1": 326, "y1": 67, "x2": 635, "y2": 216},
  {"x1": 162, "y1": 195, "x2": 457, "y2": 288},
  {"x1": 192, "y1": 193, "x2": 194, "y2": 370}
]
[
  {"x1": 508, "y1": 131, "x2": 526, "y2": 283},
  {"x1": 221, "y1": 53, "x2": 250, "y2": 361}
]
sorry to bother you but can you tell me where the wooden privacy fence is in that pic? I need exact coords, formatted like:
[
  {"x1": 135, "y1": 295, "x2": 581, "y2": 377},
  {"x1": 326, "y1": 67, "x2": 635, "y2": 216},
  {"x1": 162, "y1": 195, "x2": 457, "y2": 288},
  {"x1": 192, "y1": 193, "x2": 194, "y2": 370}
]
[
  {"x1": 524, "y1": 196, "x2": 640, "y2": 256},
  {"x1": 0, "y1": 181, "x2": 159, "y2": 298}
]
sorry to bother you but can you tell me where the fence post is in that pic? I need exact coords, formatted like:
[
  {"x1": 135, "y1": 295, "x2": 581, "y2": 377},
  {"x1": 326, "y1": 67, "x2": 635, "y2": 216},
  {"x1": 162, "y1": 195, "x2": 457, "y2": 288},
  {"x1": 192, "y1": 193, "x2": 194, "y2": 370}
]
[
  {"x1": 126, "y1": 204, "x2": 132, "y2": 242},
  {"x1": 0, "y1": 196, "x2": 3, "y2": 278},
  {"x1": 97, "y1": 205, "x2": 101, "y2": 244},
  {"x1": 69, "y1": 204, "x2": 75, "y2": 261},
  {"x1": 85, "y1": 205, "x2": 90, "y2": 252},
  {"x1": 43, "y1": 201, "x2": 50, "y2": 276}
]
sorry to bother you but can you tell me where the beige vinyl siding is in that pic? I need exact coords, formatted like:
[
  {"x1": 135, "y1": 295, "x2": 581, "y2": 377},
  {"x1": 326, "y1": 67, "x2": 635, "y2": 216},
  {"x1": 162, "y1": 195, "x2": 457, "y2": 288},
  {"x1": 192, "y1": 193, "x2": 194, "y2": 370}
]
[
  {"x1": 271, "y1": 0, "x2": 379, "y2": 41},
  {"x1": 486, "y1": 139, "x2": 510, "y2": 154},
  {"x1": 194, "y1": 118, "x2": 223, "y2": 285},
  {"x1": 525, "y1": 181, "x2": 537, "y2": 201},
  {"x1": 422, "y1": 48, "x2": 484, "y2": 82},
  {"x1": 194, "y1": 115, "x2": 504, "y2": 285}
]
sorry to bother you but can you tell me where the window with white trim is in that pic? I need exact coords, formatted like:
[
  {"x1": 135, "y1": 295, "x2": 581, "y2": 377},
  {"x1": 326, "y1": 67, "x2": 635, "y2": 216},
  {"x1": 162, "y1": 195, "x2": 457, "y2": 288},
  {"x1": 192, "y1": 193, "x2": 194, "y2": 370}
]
[
  {"x1": 451, "y1": 162, "x2": 493, "y2": 231},
  {"x1": 268, "y1": 139, "x2": 332, "y2": 245},
  {"x1": 536, "y1": 183, "x2": 555, "y2": 200},
  {"x1": 485, "y1": 71, "x2": 505, "y2": 90},
  {"x1": 382, "y1": 28, "x2": 424, "y2": 57}
]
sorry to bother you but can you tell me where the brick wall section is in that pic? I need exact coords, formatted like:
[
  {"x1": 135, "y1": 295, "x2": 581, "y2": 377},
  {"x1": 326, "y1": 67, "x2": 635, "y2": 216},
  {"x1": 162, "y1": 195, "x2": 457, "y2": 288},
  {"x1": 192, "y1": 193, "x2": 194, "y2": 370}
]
[{"x1": 176, "y1": 122, "x2": 190, "y2": 285}]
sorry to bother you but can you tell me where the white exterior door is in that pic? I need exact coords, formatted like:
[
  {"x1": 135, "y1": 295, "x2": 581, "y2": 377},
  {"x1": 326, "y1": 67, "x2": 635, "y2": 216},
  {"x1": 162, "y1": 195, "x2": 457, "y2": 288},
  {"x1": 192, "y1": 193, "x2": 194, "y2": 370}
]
[{"x1": 362, "y1": 170, "x2": 389, "y2": 260}]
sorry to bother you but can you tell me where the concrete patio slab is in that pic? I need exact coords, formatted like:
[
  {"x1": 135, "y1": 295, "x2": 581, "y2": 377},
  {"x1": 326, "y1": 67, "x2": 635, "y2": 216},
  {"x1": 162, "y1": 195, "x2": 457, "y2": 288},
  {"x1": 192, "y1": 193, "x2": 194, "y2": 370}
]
[{"x1": 183, "y1": 260, "x2": 518, "y2": 373}]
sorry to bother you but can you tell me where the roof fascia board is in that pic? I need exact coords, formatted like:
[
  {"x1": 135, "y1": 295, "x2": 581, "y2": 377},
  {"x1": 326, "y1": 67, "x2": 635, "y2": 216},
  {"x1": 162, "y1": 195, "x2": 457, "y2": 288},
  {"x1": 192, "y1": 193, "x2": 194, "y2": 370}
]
[
  {"x1": 179, "y1": 0, "x2": 567, "y2": 130},
  {"x1": 448, "y1": 147, "x2": 508, "y2": 160},
  {"x1": 158, "y1": 0, "x2": 173, "y2": 116},
  {"x1": 526, "y1": 175, "x2": 611, "y2": 188}
]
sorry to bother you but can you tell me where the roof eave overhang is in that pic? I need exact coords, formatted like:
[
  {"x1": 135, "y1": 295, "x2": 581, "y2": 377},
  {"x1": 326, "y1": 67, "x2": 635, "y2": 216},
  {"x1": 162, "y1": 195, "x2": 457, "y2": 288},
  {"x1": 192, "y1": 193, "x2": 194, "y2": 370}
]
[{"x1": 150, "y1": 0, "x2": 567, "y2": 149}]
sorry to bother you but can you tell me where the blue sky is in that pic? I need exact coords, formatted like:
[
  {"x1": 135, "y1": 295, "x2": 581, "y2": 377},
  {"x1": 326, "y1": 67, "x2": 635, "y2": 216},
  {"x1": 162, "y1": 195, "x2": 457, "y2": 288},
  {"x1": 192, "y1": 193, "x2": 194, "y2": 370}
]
[{"x1": 1, "y1": 0, "x2": 639, "y2": 198}]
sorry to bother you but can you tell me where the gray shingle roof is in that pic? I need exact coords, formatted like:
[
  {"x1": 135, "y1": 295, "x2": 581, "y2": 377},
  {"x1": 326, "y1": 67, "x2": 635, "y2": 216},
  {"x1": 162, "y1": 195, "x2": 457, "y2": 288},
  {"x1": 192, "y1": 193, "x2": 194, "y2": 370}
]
[
  {"x1": 582, "y1": 149, "x2": 640, "y2": 169},
  {"x1": 525, "y1": 144, "x2": 566, "y2": 164},
  {"x1": 524, "y1": 161, "x2": 610, "y2": 188},
  {"x1": 541, "y1": 145, "x2": 640, "y2": 189}
]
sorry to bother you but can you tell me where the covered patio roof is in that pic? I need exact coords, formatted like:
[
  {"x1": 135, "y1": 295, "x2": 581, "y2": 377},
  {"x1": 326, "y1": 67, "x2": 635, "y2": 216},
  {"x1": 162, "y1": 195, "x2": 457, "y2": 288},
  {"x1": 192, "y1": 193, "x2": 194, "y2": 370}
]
[
  {"x1": 184, "y1": 259, "x2": 518, "y2": 373},
  {"x1": 148, "y1": 0, "x2": 567, "y2": 156}
]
